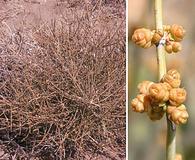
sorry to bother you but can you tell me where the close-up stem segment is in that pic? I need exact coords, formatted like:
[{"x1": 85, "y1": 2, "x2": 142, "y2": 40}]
[
  {"x1": 154, "y1": 0, "x2": 176, "y2": 160},
  {"x1": 132, "y1": 0, "x2": 188, "y2": 159}
]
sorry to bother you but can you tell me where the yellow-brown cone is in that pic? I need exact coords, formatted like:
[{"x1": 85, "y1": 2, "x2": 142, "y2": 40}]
[
  {"x1": 137, "y1": 81, "x2": 154, "y2": 95},
  {"x1": 131, "y1": 94, "x2": 150, "y2": 113},
  {"x1": 170, "y1": 24, "x2": 186, "y2": 42},
  {"x1": 169, "y1": 88, "x2": 187, "y2": 106},
  {"x1": 162, "y1": 69, "x2": 181, "y2": 88},
  {"x1": 149, "y1": 83, "x2": 169, "y2": 102},
  {"x1": 168, "y1": 104, "x2": 189, "y2": 125},
  {"x1": 132, "y1": 28, "x2": 153, "y2": 48}
]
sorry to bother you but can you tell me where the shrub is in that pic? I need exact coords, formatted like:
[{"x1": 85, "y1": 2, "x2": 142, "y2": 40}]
[{"x1": 0, "y1": 2, "x2": 125, "y2": 159}]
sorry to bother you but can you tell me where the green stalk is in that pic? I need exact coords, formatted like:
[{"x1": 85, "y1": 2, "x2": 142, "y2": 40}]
[{"x1": 154, "y1": 0, "x2": 176, "y2": 160}]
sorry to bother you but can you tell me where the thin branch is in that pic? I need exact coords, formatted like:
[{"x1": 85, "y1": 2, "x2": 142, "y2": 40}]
[{"x1": 154, "y1": 0, "x2": 176, "y2": 160}]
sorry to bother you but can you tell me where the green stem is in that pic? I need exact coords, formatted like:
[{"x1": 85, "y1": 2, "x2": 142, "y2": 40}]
[
  {"x1": 166, "y1": 116, "x2": 176, "y2": 160},
  {"x1": 154, "y1": 0, "x2": 176, "y2": 160},
  {"x1": 154, "y1": 0, "x2": 166, "y2": 79}
]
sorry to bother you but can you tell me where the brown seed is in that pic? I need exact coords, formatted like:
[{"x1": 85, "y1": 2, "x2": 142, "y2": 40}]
[
  {"x1": 150, "y1": 100, "x2": 165, "y2": 113},
  {"x1": 147, "y1": 103, "x2": 165, "y2": 121}
]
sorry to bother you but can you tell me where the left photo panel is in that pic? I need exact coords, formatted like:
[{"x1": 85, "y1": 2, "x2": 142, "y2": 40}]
[{"x1": 0, "y1": 1, "x2": 126, "y2": 160}]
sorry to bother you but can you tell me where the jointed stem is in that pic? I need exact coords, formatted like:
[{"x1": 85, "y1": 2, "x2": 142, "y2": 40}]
[
  {"x1": 154, "y1": 0, "x2": 176, "y2": 160},
  {"x1": 154, "y1": 0, "x2": 166, "y2": 79}
]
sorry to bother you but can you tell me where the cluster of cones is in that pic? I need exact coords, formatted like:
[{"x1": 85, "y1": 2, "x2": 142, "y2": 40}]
[
  {"x1": 131, "y1": 69, "x2": 189, "y2": 125},
  {"x1": 132, "y1": 24, "x2": 185, "y2": 54}
]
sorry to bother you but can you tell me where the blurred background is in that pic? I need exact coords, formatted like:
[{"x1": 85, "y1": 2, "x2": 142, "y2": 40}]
[{"x1": 128, "y1": 0, "x2": 195, "y2": 160}]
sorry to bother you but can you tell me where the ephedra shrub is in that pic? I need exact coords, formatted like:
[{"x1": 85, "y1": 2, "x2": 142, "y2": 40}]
[{"x1": 0, "y1": 3, "x2": 125, "y2": 159}]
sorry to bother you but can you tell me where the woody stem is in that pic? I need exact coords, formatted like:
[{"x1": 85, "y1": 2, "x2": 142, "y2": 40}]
[{"x1": 154, "y1": 0, "x2": 176, "y2": 160}]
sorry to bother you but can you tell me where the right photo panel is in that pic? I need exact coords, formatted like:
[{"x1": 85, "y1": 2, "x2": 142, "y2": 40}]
[{"x1": 129, "y1": 1, "x2": 194, "y2": 160}]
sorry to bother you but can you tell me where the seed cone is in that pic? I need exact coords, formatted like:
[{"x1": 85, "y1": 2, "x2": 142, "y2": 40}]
[
  {"x1": 170, "y1": 24, "x2": 186, "y2": 42},
  {"x1": 169, "y1": 88, "x2": 187, "y2": 106},
  {"x1": 132, "y1": 28, "x2": 153, "y2": 48},
  {"x1": 162, "y1": 69, "x2": 181, "y2": 88},
  {"x1": 131, "y1": 94, "x2": 150, "y2": 113},
  {"x1": 149, "y1": 83, "x2": 169, "y2": 102},
  {"x1": 168, "y1": 104, "x2": 189, "y2": 125},
  {"x1": 137, "y1": 81, "x2": 154, "y2": 95},
  {"x1": 167, "y1": 69, "x2": 181, "y2": 79}
]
